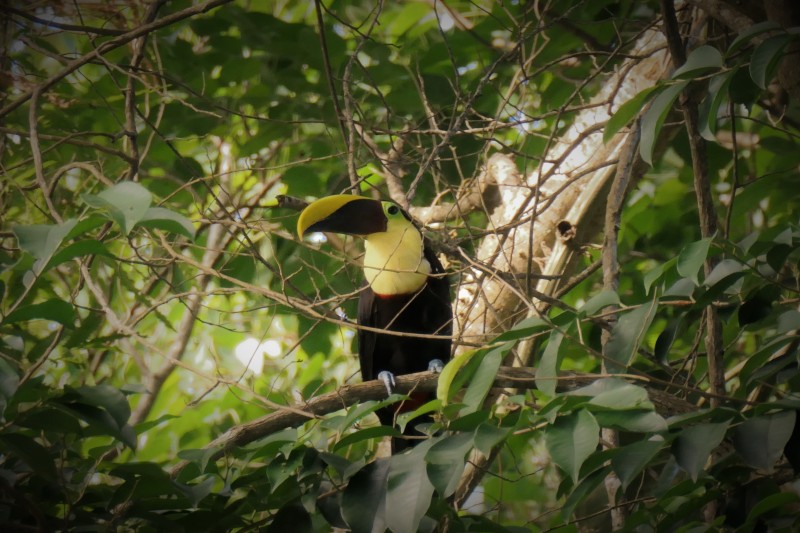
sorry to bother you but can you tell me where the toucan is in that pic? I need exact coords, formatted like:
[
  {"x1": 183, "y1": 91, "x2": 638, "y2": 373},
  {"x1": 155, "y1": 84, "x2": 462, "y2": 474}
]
[{"x1": 297, "y1": 195, "x2": 452, "y2": 452}]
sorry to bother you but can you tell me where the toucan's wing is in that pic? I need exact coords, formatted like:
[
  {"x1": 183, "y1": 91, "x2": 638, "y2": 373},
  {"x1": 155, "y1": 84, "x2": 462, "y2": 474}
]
[
  {"x1": 422, "y1": 244, "x2": 453, "y2": 338},
  {"x1": 357, "y1": 283, "x2": 377, "y2": 381}
]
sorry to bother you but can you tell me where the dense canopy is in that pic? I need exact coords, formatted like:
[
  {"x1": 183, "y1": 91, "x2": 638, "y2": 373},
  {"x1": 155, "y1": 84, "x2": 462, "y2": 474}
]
[{"x1": 2, "y1": 0, "x2": 800, "y2": 531}]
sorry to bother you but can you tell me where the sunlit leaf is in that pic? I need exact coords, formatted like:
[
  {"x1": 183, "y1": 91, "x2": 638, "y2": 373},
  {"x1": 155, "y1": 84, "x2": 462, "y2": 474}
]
[{"x1": 81, "y1": 181, "x2": 152, "y2": 236}]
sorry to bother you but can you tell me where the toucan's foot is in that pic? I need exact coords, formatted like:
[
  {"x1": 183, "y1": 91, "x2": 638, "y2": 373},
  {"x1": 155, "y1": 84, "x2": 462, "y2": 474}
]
[
  {"x1": 428, "y1": 359, "x2": 444, "y2": 373},
  {"x1": 377, "y1": 371, "x2": 396, "y2": 396}
]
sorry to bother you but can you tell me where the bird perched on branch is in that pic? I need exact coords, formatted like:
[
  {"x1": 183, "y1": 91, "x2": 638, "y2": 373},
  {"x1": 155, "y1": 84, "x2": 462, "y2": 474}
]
[{"x1": 297, "y1": 195, "x2": 452, "y2": 452}]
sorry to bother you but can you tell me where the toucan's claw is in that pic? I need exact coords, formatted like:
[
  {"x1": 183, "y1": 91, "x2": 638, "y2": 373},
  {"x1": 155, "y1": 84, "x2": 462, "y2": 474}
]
[
  {"x1": 377, "y1": 371, "x2": 396, "y2": 396},
  {"x1": 428, "y1": 359, "x2": 444, "y2": 373}
]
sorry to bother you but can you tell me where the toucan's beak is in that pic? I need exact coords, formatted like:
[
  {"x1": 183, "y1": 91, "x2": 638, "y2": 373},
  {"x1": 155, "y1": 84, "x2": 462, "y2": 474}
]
[{"x1": 297, "y1": 195, "x2": 387, "y2": 239}]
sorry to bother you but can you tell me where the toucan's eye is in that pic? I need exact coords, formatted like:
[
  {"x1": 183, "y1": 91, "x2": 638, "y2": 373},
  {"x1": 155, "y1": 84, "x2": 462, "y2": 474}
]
[{"x1": 387, "y1": 205, "x2": 399, "y2": 215}]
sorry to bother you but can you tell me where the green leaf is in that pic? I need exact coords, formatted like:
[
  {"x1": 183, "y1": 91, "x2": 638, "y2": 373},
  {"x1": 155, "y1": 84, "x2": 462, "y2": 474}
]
[
  {"x1": 749, "y1": 34, "x2": 791, "y2": 89},
  {"x1": 546, "y1": 410, "x2": 599, "y2": 483},
  {"x1": 71, "y1": 384, "x2": 131, "y2": 428},
  {"x1": 342, "y1": 458, "x2": 390, "y2": 533},
  {"x1": 733, "y1": 410, "x2": 796, "y2": 472},
  {"x1": 386, "y1": 440, "x2": 436, "y2": 533},
  {"x1": 577, "y1": 290, "x2": 620, "y2": 318},
  {"x1": 269, "y1": 503, "x2": 313, "y2": 533},
  {"x1": 612, "y1": 436, "x2": 665, "y2": 490},
  {"x1": 460, "y1": 342, "x2": 508, "y2": 415},
  {"x1": 604, "y1": 86, "x2": 660, "y2": 143},
  {"x1": 535, "y1": 330, "x2": 565, "y2": 397},
  {"x1": 603, "y1": 295, "x2": 658, "y2": 373},
  {"x1": 438, "y1": 349, "x2": 482, "y2": 404},
  {"x1": 728, "y1": 21, "x2": 781, "y2": 54},
  {"x1": 702, "y1": 258, "x2": 744, "y2": 291},
  {"x1": 13, "y1": 219, "x2": 79, "y2": 275},
  {"x1": 672, "y1": 421, "x2": 729, "y2": 481},
  {"x1": 594, "y1": 410, "x2": 667, "y2": 433},
  {"x1": 677, "y1": 238, "x2": 712, "y2": 285},
  {"x1": 561, "y1": 468, "x2": 608, "y2": 521},
  {"x1": 699, "y1": 70, "x2": 736, "y2": 141},
  {"x1": 571, "y1": 378, "x2": 653, "y2": 410},
  {"x1": 640, "y1": 81, "x2": 689, "y2": 165},
  {"x1": 426, "y1": 432, "x2": 473, "y2": 497},
  {"x1": 672, "y1": 45, "x2": 723, "y2": 79},
  {"x1": 494, "y1": 316, "x2": 549, "y2": 342},
  {"x1": 743, "y1": 492, "x2": 800, "y2": 528},
  {"x1": 0, "y1": 433, "x2": 58, "y2": 482},
  {"x1": 81, "y1": 181, "x2": 153, "y2": 236},
  {"x1": 643, "y1": 257, "x2": 677, "y2": 294},
  {"x1": 474, "y1": 423, "x2": 511, "y2": 456},
  {"x1": 335, "y1": 426, "x2": 396, "y2": 451},
  {"x1": 137, "y1": 207, "x2": 196, "y2": 239},
  {"x1": 2, "y1": 298, "x2": 76, "y2": 327},
  {"x1": 45, "y1": 239, "x2": 111, "y2": 271}
]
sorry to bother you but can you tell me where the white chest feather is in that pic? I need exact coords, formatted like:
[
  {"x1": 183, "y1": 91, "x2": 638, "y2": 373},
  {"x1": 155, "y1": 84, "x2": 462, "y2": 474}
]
[{"x1": 363, "y1": 225, "x2": 430, "y2": 295}]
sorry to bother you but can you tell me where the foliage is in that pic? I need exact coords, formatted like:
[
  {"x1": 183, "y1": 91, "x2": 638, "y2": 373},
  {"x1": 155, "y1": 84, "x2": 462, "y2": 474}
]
[{"x1": 2, "y1": 1, "x2": 800, "y2": 531}]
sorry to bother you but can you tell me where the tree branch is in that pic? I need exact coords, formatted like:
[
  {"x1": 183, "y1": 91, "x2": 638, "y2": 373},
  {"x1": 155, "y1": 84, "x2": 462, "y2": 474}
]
[
  {"x1": 169, "y1": 366, "x2": 697, "y2": 479},
  {"x1": 0, "y1": 0, "x2": 234, "y2": 120}
]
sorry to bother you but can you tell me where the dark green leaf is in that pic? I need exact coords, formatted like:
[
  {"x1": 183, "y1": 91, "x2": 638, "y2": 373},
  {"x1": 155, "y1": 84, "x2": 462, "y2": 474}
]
[
  {"x1": 71, "y1": 384, "x2": 132, "y2": 428},
  {"x1": 604, "y1": 86, "x2": 660, "y2": 143},
  {"x1": 3, "y1": 298, "x2": 76, "y2": 327},
  {"x1": 603, "y1": 295, "x2": 658, "y2": 373},
  {"x1": 45, "y1": 239, "x2": 111, "y2": 271},
  {"x1": 536, "y1": 330, "x2": 565, "y2": 397},
  {"x1": 672, "y1": 421, "x2": 729, "y2": 481},
  {"x1": 342, "y1": 458, "x2": 390, "y2": 533},
  {"x1": 386, "y1": 440, "x2": 436, "y2": 533},
  {"x1": 733, "y1": 410, "x2": 796, "y2": 472},
  {"x1": 677, "y1": 238, "x2": 712, "y2": 285},
  {"x1": 612, "y1": 436, "x2": 665, "y2": 490},
  {"x1": 474, "y1": 423, "x2": 511, "y2": 456},
  {"x1": 671, "y1": 45, "x2": 723, "y2": 79},
  {"x1": 334, "y1": 426, "x2": 397, "y2": 451},
  {"x1": 546, "y1": 410, "x2": 599, "y2": 483},
  {"x1": 577, "y1": 290, "x2": 620, "y2": 318},
  {"x1": 0, "y1": 433, "x2": 58, "y2": 481},
  {"x1": 699, "y1": 69, "x2": 736, "y2": 141},
  {"x1": 750, "y1": 34, "x2": 791, "y2": 89},
  {"x1": 640, "y1": 81, "x2": 689, "y2": 165},
  {"x1": 461, "y1": 342, "x2": 508, "y2": 415},
  {"x1": 728, "y1": 21, "x2": 781, "y2": 54},
  {"x1": 268, "y1": 503, "x2": 313, "y2": 533},
  {"x1": 426, "y1": 432, "x2": 473, "y2": 497}
]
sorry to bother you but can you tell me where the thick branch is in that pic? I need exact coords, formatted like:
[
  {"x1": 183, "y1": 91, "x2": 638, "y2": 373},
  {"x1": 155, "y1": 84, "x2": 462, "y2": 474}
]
[
  {"x1": 660, "y1": 0, "x2": 725, "y2": 405},
  {"x1": 169, "y1": 366, "x2": 696, "y2": 479}
]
